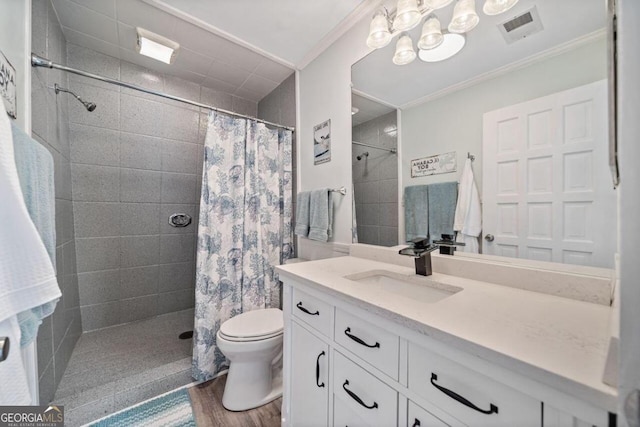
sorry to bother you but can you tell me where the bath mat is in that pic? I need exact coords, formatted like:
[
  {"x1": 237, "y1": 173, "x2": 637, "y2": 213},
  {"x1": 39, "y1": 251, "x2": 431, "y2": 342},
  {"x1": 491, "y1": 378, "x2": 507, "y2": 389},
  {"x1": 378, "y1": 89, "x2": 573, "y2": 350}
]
[{"x1": 88, "y1": 388, "x2": 195, "y2": 427}]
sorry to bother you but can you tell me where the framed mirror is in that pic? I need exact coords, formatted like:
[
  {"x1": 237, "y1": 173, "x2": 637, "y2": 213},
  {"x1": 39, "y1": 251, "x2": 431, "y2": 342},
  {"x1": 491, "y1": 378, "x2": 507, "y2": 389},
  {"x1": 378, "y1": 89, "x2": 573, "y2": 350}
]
[{"x1": 351, "y1": 0, "x2": 615, "y2": 268}]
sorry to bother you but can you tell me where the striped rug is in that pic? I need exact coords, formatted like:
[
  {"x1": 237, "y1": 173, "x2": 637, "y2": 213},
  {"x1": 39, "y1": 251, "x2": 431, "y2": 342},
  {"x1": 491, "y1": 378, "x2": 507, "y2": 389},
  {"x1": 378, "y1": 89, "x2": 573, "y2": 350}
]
[{"x1": 88, "y1": 388, "x2": 195, "y2": 427}]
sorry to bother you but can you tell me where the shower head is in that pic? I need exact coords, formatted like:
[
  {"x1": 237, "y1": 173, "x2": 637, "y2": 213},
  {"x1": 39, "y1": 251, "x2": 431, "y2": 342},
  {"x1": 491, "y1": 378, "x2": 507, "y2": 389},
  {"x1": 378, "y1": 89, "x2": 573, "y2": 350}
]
[
  {"x1": 356, "y1": 152, "x2": 369, "y2": 161},
  {"x1": 54, "y1": 84, "x2": 97, "y2": 112}
]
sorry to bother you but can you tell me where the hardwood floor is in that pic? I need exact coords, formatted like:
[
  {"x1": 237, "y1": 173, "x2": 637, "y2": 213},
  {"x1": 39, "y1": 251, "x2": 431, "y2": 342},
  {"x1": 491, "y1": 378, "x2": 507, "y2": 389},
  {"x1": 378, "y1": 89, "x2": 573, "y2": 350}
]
[{"x1": 188, "y1": 375, "x2": 282, "y2": 427}]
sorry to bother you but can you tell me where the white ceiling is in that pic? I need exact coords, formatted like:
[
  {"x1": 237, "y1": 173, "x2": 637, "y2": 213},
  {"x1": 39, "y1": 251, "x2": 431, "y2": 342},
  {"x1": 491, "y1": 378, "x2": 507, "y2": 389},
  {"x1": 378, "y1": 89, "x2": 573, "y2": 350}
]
[
  {"x1": 51, "y1": 0, "x2": 368, "y2": 102},
  {"x1": 352, "y1": 0, "x2": 607, "y2": 108}
]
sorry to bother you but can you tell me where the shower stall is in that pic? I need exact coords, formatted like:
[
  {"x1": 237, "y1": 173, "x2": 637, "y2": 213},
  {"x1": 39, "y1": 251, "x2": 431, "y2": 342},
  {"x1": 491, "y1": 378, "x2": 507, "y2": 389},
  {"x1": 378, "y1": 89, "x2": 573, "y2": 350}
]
[{"x1": 31, "y1": 2, "x2": 295, "y2": 425}]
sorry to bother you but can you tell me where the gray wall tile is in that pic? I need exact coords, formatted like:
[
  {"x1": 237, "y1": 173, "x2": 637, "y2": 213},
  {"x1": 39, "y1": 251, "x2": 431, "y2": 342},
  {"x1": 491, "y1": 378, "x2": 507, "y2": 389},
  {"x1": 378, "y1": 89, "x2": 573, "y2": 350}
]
[
  {"x1": 161, "y1": 173, "x2": 197, "y2": 203},
  {"x1": 160, "y1": 103, "x2": 200, "y2": 143},
  {"x1": 120, "y1": 168, "x2": 162, "y2": 203},
  {"x1": 78, "y1": 269, "x2": 120, "y2": 305},
  {"x1": 159, "y1": 234, "x2": 195, "y2": 264},
  {"x1": 119, "y1": 295, "x2": 157, "y2": 323},
  {"x1": 158, "y1": 262, "x2": 194, "y2": 293},
  {"x1": 67, "y1": 43, "x2": 121, "y2": 91},
  {"x1": 81, "y1": 302, "x2": 121, "y2": 331},
  {"x1": 76, "y1": 237, "x2": 120, "y2": 273},
  {"x1": 200, "y1": 87, "x2": 232, "y2": 112},
  {"x1": 120, "y1": 203, "x2": 160, "y2": 236},
  {"x1": 120, "y1": 235, "x2": 160, "y2": 268},
  {"x1": 71, "y1": 164, "x2": 120, "y2": 202},
  {"x1": 70, "y1": 123, "x2": 120, "y2": 166},
  {"x1": 231, "y1": 97, "x2": 257, "y2": 118},
  {"x1": 157, "y1": 290, "x2": 194, "y2": 315},
  {"x1": 68, "y1": 82, "x2": 120, "y2": 130},
  {"x1": 120, "y1": 94, "x2": 164, "y2": 137},
  {"x1": 73, "y1": 202, "x2": 120, "y2": 237},
  {"x1": 161, "y1": 140, "x2": 198, "y2": 173},
  {"x1": 120, "y1": 266, "x2": 159, "y2": 299},
  {"x1": 120, "y1": 132, "x2": 162, "y2": 171}
]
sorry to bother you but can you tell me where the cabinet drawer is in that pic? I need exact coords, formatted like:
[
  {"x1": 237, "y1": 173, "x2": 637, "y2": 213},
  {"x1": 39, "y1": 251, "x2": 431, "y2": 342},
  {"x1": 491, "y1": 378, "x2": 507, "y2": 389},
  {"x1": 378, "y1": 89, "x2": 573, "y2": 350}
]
[
  {"x1": 333, "y1": 350, "x2": 398, "y2": 427},
  {"x1": 334, "y1": 395, "x2": 369, "y2": 427},
  {"x1": 408, "y1": 401, "x2": 453, "y2": 427},
  {"x1": 334, "y1": 309, "x2": 399, "y2": 380},
  {"x1": 408, "y1": 342, "x2": 540, "y2": 426},
  {"x1": 292, "y1": 288, "x2": 333, "y2": 338}
]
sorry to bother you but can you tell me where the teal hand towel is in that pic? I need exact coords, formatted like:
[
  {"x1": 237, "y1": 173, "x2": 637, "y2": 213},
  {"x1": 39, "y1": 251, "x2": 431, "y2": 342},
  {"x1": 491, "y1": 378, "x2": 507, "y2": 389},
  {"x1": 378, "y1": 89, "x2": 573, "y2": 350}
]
[
  {"x1": 308, "y1": 189, "x2": 333, "y2": 242},
  {"x1": 427, "y1": 181, "x2": 458, "y2": 244},
  {"x1": 404, "y1": 185, "x2": 429, "y2": 242}
]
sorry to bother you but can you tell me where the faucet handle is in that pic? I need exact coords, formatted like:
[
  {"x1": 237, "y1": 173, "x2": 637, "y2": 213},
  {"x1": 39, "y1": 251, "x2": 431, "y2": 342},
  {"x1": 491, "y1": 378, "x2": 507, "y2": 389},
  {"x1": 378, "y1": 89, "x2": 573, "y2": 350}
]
[{"x1": 408, "y1": 236, "x2": 430, "y2": 249}]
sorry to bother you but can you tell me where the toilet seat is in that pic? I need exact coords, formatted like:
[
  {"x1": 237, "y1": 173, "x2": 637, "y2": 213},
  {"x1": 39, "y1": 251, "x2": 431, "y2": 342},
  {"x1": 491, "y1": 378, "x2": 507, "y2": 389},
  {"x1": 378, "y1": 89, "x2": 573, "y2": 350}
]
[{"x1": 219, "y1": 308, "x2": 283, "y2": 342}]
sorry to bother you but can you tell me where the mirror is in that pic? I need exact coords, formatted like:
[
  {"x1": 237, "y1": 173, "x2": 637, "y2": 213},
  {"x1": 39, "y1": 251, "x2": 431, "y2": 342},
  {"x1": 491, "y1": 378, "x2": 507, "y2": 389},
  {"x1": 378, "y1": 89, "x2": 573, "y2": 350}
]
[
  {"x1": 351, "y1": 0, "x2": 615, "y2": 268},
  {"x1": 352, "y1": 94, "x2": 399, "y2": 246}
]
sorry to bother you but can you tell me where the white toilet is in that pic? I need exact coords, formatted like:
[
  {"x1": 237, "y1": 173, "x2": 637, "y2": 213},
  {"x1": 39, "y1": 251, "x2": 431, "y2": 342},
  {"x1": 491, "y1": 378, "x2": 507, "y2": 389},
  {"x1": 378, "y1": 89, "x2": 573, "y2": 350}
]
[{"x1": 216, "y1": 308, "x2": 284, "y2": 411}]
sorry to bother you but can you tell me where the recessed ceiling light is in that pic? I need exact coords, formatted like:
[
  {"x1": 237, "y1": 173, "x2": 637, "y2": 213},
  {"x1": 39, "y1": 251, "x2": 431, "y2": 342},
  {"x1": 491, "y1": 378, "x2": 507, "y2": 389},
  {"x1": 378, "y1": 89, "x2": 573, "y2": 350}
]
[{"x1": 136, "y1": 27, "x2": 179, "y2": 64}]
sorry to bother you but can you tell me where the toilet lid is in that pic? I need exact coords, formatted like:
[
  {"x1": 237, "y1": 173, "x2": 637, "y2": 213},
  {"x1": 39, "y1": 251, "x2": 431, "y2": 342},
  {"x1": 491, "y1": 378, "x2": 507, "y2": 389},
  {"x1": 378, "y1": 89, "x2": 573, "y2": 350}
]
[{"x1": 219, "y1": 308, "x2": 283, "y2": 339}]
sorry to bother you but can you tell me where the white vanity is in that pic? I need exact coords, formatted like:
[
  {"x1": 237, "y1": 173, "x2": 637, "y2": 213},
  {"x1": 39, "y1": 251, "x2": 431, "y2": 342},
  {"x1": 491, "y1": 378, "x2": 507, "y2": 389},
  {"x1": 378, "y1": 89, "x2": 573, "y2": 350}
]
[{"x1": 276, "y1": 246, "x2": 616, "y2": 427}]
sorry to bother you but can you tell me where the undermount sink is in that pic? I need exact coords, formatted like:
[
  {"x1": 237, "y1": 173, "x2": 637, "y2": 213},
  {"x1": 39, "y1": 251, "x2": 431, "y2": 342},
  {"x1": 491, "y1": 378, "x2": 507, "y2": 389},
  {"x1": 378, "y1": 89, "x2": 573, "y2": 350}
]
[{"x1": 344, "y1": 270, "x2": 462, "y2": 304}]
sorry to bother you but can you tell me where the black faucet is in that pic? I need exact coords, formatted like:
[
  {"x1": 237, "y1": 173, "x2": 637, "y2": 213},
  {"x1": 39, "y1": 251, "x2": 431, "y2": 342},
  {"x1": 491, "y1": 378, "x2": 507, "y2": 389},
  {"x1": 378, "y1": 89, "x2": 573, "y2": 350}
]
[{"x1": 398, "y1": 237, "x2": 439, "y2": 276}]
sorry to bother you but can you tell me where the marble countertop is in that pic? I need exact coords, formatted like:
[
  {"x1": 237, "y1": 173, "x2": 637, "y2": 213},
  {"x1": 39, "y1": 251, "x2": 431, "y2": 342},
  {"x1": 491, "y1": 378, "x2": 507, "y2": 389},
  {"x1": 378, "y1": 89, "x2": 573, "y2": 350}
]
[{"x1": 276, "y1": 255, "x2": 617, "y2": 412}]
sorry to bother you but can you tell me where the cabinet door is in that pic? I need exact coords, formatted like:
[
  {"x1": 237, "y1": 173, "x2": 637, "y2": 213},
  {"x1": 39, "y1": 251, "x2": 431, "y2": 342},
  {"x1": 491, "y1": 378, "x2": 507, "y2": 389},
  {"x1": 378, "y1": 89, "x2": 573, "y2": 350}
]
[
  {"x1": 334, "y1": 395, "x2": 369, "y2": 427},
  {"x1": 408, "y1": 401, "x2": 453, "y2": 427},
  {"x1": 291, "y1": 321, "x2": 330, "y2": 427}
]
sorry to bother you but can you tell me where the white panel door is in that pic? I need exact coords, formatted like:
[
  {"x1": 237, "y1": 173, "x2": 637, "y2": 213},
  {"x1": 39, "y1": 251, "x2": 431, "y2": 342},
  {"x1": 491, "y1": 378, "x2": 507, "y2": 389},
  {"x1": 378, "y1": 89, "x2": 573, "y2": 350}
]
[{"x1": 483, "y1": 80, "x2": 616, "y2": 268}]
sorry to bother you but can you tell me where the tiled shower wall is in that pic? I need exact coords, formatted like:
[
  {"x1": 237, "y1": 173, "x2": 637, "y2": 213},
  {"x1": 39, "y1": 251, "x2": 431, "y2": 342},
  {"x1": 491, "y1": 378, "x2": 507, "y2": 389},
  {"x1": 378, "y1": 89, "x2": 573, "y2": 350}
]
[
  {"x1": 32, "y1": 0, "x2": 82, "y2": 403},
  {"x1": 257, "y1": 73, "x2": 297, "y2": 257},
  {"x1": 66, "y1": 44, "x2": 258, "y2": 332},
  {"x1": 352, "y1": 111, "x2": 399, "y2": 246}
]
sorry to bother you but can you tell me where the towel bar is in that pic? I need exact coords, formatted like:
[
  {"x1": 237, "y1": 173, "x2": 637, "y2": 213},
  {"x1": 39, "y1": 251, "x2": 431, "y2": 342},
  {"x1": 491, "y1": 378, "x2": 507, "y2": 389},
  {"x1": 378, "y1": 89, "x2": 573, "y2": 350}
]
[{"x1": 330, "y1": 187, "x2": 347, "y2": 195}]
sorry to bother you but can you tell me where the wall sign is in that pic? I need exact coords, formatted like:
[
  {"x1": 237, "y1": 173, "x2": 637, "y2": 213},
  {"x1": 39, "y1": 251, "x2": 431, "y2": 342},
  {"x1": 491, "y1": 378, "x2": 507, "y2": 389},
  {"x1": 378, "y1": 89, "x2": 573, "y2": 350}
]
[
  {"x1": 313, "y1": 119, "x2": 331, "y2": 165},
  {"x1": 411, "y1": 151, "x2": 456, "y2": 178},
  {"x1": 0, "y1": 50, "x2": 17, "y2": 119}
]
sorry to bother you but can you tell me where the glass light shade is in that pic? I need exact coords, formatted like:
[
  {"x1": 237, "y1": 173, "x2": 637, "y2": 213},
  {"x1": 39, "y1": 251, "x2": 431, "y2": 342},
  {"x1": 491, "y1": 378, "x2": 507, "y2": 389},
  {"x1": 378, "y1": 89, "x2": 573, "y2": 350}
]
[
  {"x1": 418, "y1": 32, "x2": 465, "y2": 62},
  {"x1": 483, "y1": 0, "x2": 519, "y2": 15},
  {"x1": 393, "y1": 0, "x2": 422, "y2": 31},
  {"x1": 366, "y1": 10, "x2": 392, "y2": 49},
  {"x1": 448, "y1": 0, "x2": 480, "y2": 33},
  {"x1": 424, "y1": 0, "x2": 454, "y2": 9},
  {"x1": 417, "y1": 15, "x2": 443, "y2": 50},
  {"x1": 392, "y1": 34, "x2": 417, "y2": 65}
]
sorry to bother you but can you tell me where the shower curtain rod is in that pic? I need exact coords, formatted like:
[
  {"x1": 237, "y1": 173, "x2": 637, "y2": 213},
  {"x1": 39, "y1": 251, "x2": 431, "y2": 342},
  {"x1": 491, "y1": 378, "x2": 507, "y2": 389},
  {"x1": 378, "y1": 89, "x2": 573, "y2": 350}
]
[
  {"x1": 31, "y1": 53, "x2": 295, "y2": 132},
  {"x1": 352, "y1": 140, "x2": 397, "y2": 154}
]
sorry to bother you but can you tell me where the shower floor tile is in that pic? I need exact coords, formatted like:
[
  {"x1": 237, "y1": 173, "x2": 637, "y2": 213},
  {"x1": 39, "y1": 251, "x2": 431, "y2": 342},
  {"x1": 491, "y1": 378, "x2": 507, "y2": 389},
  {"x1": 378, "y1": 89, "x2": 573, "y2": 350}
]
[{"x1": 54, "y1": 309, "x2": 195, "y2": 426}]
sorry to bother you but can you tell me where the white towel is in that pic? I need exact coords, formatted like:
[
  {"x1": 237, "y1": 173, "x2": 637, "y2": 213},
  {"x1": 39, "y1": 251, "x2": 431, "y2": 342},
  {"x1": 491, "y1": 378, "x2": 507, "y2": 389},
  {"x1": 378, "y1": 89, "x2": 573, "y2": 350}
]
[
  {"x1": 454, "y1": 158, "x2": 482, "y2": 253},
  {"x1": 0, "y1": 106, "x2": 61, "y2": 404}
]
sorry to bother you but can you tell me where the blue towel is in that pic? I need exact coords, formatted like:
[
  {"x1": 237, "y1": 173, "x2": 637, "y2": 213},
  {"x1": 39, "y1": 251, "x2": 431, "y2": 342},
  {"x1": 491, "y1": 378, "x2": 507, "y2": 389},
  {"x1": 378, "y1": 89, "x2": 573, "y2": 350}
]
[
  {"x1": 11, "y1": 122, "x2": 59, "y2": 347},
  {"x1": 427, "y1": 181, "x2": 458, "y2": 244},
  {"x1": 308, "y1": 189, "x2": 333, "y2": 242},
  {"x1": 404, "y1": 185, "x2": 429, "y2": 242},
  {"x1": 294, "y1": 191, "x2": 311, "y2": 237}
]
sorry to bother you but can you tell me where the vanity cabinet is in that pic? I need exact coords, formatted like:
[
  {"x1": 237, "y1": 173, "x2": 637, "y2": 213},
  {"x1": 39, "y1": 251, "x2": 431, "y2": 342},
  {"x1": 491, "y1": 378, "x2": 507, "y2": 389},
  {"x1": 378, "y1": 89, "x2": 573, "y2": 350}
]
[
  {"x1": 289, "y1": 321, "x2": 330, "y2": 427},
  {"x1": 282, "y1": 279, "x2": 611, "y2": 427}
]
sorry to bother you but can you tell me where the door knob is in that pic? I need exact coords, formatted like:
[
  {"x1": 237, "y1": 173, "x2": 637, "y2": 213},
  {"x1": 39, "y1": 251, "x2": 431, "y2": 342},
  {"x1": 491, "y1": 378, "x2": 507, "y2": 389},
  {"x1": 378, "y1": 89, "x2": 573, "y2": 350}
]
[
  {"x1": 484, "y1": 234, "x2": 495, "y2": 242},
  {"x1": 0, "y1": 337, "x2": 9, "y2": 362}
]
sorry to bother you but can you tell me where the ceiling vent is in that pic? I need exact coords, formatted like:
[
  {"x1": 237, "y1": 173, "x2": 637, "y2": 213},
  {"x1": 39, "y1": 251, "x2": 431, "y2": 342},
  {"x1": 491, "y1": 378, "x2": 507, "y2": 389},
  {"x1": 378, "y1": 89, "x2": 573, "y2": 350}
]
[{"x1": 498, "y1": 6, "x2": 543, "y2": 44}]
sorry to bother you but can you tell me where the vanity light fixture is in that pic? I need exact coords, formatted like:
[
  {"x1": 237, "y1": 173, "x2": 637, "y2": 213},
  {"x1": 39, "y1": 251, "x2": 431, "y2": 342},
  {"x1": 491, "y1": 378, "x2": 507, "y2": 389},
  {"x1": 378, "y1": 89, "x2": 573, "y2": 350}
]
[
  {"x1": 366, "y1": 0, "x2": 519, "y2": 65},
  {"x1": 136, "y1": 27, "x2": 179, "y2": 64}
]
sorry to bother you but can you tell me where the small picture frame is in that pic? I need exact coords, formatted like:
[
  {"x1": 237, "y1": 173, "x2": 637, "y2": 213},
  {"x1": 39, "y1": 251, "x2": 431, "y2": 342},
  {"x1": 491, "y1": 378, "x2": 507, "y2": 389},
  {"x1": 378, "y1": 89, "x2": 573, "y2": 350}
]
[{"x1": 313, "y1": 119, "x2": 331, "y2": 165}]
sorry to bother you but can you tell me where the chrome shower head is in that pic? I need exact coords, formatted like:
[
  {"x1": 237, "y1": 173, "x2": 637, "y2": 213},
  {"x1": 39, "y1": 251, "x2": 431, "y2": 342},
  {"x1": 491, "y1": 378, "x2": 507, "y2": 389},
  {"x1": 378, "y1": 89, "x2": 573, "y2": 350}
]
[
  {"x1": 54, "y1": 84, "x2": 97, "y2": 112},
  {"x1": 356, "y1": 152, "x2": 369, "y2": 161}
]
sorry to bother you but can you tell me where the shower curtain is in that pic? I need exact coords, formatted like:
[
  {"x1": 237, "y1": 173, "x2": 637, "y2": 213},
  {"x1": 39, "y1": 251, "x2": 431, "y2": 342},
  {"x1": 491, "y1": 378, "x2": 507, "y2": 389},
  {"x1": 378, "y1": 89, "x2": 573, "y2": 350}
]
[{"x1": 192, "y1": 111, "x2": 293, "y2": 381}]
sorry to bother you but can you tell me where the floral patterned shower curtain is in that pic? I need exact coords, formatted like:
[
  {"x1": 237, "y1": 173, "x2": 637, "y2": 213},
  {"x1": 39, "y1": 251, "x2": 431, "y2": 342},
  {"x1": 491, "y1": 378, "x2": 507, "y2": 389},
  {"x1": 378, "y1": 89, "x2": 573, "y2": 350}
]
[{"x1": 192, "y1": 111, "x2": 293, "y2": 381}]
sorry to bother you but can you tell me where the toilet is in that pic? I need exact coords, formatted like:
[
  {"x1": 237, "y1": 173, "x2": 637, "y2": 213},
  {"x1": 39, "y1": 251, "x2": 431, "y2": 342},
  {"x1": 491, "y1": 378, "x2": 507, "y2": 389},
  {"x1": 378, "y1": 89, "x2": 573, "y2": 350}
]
[{"x1": 217, "y1": 307, "x2": 284, "y2": 411}]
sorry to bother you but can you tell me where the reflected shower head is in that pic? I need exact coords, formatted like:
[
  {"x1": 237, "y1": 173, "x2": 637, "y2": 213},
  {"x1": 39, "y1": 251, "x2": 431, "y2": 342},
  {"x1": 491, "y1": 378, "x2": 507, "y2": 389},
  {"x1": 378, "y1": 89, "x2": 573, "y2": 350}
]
[
  {"x1": 356, "y1": 152, "x2": 369, "y2": 161},
  {"x1": 54, "y1": 84, "x2": 97, "y2": 112}
]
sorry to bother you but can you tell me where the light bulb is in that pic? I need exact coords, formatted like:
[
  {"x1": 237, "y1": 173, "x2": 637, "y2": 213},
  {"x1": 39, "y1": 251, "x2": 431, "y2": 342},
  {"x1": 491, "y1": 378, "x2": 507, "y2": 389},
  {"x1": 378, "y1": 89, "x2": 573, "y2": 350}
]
[
  {"x1": 448, "y1": 0, "x2": 479, "y2": 33},
  {"x1": 483, "y1": 0, "x2": 519, "y2": 15},
  {"x1": 418, "y1": 15, "x2": 443, "y2": 50},
  {"x1": 424, "y1": 0, "x2": 454, "y2": 9},
  {"x1": 366, "y1": 9, "x2": 392, "y2": 49},
  {"x1": 393, "y1": 0, "x2": 422, "y2": 31},
  {"x1": 392, "y1": 34, "x2": 417, "y2": 65}
]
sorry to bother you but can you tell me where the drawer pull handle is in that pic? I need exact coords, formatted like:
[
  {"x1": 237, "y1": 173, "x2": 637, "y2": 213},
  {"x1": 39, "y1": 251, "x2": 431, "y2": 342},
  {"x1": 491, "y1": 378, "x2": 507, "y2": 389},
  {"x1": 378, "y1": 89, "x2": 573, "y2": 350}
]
[
  {"x1": 296, "y1": 301, "x2": 319, "y2": 316},
  {"x1": 344, "y1": 327, "x2": 380, "y2": 349},
  {"x1": 342, "y1": 380, "x2": 378, "y2": 410},
  {"x1": 430, "y1": 373, "x2": 499, "y2": 415},
  {"x1": 315, "y1": 351, "x2": 325, "y2": 388},
  {"x1": 412, "y1": 419, "x2": 421, "y2": 427}
]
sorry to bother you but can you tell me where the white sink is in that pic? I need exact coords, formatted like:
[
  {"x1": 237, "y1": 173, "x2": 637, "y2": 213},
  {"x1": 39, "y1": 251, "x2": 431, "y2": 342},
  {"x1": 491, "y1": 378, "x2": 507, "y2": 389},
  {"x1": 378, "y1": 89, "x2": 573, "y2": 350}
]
[{"x1": 345, "y1": 270, "x2": 462, "y2": 304}]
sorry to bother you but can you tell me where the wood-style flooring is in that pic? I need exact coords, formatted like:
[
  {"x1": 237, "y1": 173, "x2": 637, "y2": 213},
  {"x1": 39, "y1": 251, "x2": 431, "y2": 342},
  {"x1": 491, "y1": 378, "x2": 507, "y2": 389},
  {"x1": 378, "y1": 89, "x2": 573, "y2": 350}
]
[{"x1": 188, "y1": 375, "x2": 282, "y2": 427}]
